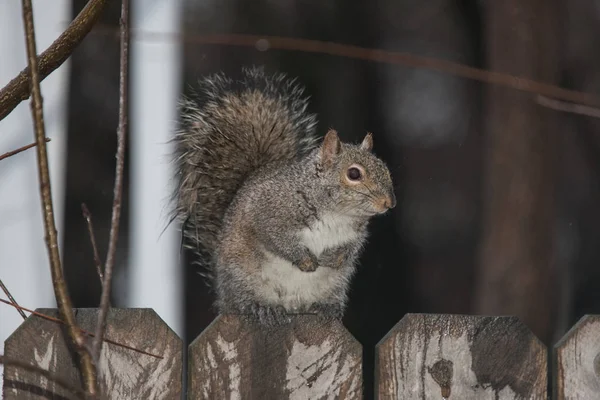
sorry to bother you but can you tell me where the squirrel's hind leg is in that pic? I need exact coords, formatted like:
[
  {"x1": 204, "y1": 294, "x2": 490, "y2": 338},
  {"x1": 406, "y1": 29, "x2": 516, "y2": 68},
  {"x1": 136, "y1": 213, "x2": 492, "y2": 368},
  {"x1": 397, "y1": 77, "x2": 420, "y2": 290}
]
[
  {"x1": 217, "y1": 271, "x2": 292, "y2": 326},
  {"x1": 215, "y1": 236, "x2": 293, "y2": 326}
]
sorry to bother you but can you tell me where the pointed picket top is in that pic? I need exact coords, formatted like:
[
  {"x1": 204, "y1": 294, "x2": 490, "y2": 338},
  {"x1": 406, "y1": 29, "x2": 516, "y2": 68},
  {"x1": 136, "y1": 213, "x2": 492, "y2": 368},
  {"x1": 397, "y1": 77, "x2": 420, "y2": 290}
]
[
  {"x1": 376, "y1": 314, "x2": 547, "y2": 399},
  {"x1": 188, "y1": 314, "x2": 362, "y2": 399},
  {"x1": 554, "y1": 314, "x2": 600, "y2": 399}
]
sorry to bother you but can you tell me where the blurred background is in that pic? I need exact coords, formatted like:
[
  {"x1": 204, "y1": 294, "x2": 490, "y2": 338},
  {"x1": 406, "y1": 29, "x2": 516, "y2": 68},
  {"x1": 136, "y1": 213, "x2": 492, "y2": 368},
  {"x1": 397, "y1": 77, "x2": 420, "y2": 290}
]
[{"x1": 1, "y1": 0, "x2": 600, "y2": 397}]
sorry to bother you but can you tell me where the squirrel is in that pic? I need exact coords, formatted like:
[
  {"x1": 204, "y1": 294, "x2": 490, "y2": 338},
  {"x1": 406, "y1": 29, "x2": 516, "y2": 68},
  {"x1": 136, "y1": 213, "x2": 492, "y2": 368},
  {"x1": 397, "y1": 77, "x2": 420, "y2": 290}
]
[{"x1": 173, "y1": 67, "x2": 396, "y2": 325}]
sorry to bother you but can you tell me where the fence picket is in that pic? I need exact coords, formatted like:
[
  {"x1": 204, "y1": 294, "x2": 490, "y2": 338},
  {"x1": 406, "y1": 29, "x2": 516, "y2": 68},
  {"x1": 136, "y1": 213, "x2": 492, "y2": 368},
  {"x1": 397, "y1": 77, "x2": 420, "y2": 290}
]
[
  {"x1": 188, "y1": 314, "x2": 362, "y2": 399},
  {"x1": 375, "y1": 314, "x2": 547, "y2": 399},
  {"x1": 553, "y1": 314, "x2": 600, "y2": 399},
  {"x1": 2, "y1": 308, "x2": 182, "y2": 399}
]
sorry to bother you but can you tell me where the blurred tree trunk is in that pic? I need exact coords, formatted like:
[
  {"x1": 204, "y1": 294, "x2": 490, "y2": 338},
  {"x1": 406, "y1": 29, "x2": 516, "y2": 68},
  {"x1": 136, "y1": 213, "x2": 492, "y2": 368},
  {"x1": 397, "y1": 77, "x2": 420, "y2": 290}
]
[
  {"x1": 475, "y1": 0, "x2": 561, "y2": 344},
  {"x1": 63, "y1": 0, "x2": 128, "y2": 307}
]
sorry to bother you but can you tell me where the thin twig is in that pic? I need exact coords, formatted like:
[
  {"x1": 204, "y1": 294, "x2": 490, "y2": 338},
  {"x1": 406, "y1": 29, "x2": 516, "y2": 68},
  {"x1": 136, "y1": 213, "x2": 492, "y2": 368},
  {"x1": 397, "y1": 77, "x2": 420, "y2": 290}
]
[
  {"x1": 0, "y1": 0, "x2": 109, "y2": 122},
  {"x1": 0, "y1": 137, "x2": 50, "y2": 162},
  {"x1": 92, "y1": 0, "x2": 129, "y2": 362},
  {"x1": 92, "y1": 28, "x2": 600, "y2": 109},
  {"x1": 19, "y1": 0, "x2": 98, "y2": 396},
  {"x1": 0, "y1": 279, "x2": 27, "y2": 320},
  {"x1": 536, "y1": 94, "x2": 600, "y2": 119},
  {"x1": 0, "y1": 298, "x2": 66, "y2": 324},
  {"x1": 81, "y1": 203, "x2": 111, "y2": 307},
  {"x1": 0, "y1": 299, "x2": 163, "y2": 359},
  {"x1": 0, "y1": 355, "x2": 86, "y2": 399},
  {"x1": 81, "y1": 203, "x2": 104, "y2": 282}
]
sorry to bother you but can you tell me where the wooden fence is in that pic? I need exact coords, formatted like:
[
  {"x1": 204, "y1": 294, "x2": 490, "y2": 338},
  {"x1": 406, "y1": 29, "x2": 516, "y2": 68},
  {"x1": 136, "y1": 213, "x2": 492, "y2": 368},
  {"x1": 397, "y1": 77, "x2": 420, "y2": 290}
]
[{"x1": 2, "y1": 309, "x2": 599, "y2": 399}]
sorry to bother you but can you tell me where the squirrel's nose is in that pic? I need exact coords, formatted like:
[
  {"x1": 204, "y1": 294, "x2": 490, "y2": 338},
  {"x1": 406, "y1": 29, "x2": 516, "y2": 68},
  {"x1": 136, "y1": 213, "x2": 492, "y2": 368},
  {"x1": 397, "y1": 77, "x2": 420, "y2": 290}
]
[{"x1": 383, "y1": 191, "x2": 396, "y2": 209}]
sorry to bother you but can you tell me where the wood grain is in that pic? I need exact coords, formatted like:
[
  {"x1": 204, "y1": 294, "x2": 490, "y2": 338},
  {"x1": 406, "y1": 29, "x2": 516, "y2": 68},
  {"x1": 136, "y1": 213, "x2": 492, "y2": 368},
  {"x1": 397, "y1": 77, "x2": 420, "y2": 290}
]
[
  {"x1": 2, "y1": 308, "x2": 182, "y2": 399},
  {"x1": 188, "y1": 314, "x2": 362, "y2": 399},
  {"x1": 375, "y1": 314, "x2": 547, "y2": 399},
  {"x1": 554, "y1": 315, "x2": 600, "y2": 399}
]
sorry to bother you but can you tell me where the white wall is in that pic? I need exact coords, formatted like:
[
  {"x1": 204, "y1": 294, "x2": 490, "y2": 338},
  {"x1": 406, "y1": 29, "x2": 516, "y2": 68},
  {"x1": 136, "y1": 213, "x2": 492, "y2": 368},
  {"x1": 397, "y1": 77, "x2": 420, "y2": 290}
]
[
  {"x1": 127, "y1": 0, "x2": 183, "y2": 337},
  {"x1": 0, "y1": 0, "x2": 70, "y2": 388}
]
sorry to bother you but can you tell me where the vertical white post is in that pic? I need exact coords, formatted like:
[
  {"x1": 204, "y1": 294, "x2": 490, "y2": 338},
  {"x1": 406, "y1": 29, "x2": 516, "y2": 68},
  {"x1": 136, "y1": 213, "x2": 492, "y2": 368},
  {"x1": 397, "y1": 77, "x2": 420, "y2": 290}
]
[
  {"x1": 128, "y1": 0, "x2": 183, "y2": 336},
  {"x1": 0, "y1": 0, "x2": 70, "y2": 387}
]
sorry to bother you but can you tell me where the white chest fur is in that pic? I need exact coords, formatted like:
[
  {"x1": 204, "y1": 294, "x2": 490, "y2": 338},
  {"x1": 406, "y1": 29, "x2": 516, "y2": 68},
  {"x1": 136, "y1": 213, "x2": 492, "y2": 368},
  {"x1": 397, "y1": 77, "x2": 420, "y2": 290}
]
[
  {"x1": 258, "y1": 253, "x2": 354, "y2": 311},
  {"x1": 299, "y1": 212, "x2": 359, "y2": 257},
  {"x1": 254, "y1": 213, "x2": 359, "y2": 311}
]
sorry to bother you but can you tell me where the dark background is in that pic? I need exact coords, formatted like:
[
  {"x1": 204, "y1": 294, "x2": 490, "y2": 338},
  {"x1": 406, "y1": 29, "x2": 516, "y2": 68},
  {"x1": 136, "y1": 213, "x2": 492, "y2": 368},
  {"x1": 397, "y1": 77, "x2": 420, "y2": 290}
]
[{"x1": 61, "y1": 0, "x2": 600, "y2": 397}]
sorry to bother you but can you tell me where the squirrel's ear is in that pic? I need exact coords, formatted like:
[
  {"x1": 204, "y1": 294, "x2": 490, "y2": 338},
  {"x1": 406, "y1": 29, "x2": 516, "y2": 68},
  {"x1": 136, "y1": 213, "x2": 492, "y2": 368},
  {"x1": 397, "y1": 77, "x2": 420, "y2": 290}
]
[
  {"x1": 360, "y1": 132, "x2": 373, "y2": 152},
  {"x1": 320, "y1": 129, "x2": 341, "y2": 167}
]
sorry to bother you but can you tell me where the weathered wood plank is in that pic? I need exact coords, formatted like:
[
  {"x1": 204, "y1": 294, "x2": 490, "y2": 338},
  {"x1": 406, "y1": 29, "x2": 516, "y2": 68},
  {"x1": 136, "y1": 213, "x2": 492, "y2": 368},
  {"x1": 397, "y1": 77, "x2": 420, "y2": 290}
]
[
  {"x1": 3, "y1": 308, "x2": 182, "y2": 399},
  {"x1": 188, "y1": 314, "x2": 362, "y2": 399},
  {"x1": 376, "y1": 314, "x2": 547, "y2": 399},
  {"x1": 554, "y1": 315, "x2": 600, "y2": 399}
]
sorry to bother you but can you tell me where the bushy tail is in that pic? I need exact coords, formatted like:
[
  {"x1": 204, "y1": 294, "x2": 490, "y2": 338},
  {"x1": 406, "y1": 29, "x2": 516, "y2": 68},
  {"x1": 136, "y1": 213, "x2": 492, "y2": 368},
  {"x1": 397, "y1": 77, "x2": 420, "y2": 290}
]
[{"x1": 173, "y1": 67, "x2": 319, "y2": 269}]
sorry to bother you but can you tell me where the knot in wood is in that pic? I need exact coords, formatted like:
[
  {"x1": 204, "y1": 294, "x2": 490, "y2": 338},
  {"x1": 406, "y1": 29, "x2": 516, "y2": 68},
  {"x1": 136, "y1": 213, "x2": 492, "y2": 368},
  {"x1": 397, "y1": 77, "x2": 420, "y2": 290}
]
[{"x1": 428, "y1": 359, "x2": 453, "y2": 398}]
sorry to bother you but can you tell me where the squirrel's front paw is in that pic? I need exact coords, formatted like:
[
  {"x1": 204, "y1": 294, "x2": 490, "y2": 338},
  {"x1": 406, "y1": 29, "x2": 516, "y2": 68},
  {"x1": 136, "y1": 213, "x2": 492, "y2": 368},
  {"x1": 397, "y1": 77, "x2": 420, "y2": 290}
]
[
  {"x1": 309, "y1": 303, "x2": 344, "y2": 321},
  {"x1": 319, "y1": 248, "x2": 350, "y2": 270},
  {"x1": 246, "y1": 302, "x2": 291, "y2": 326},
  {"x1": 296, "y1": 253, "x2": 318, "y2": 272},
  {"x1": 332, "y1": 252, "x2": 347, "y2": 269}
]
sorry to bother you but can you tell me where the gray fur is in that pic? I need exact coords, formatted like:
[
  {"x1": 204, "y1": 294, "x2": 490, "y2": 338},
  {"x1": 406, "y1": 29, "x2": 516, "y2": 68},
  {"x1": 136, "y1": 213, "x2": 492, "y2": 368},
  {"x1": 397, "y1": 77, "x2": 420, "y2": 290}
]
[
  {"x1": 173, "y1": 67, "x2": 395, "y2": 325},
  {"x1": 173, "y1": 67, "x2": 318, "y2": 270}
]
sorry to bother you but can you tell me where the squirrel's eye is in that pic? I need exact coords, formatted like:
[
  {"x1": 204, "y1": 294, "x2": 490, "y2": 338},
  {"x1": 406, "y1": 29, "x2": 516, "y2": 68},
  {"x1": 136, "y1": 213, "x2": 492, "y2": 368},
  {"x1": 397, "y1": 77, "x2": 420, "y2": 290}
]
[{"x1": 347, "y1": 167, "x2": 362, "y2": 181}]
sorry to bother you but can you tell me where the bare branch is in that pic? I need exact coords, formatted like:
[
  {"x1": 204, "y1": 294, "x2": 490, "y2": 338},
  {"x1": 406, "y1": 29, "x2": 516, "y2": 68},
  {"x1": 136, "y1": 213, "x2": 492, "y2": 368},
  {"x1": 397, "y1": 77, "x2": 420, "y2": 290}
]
[
  {"x1": 0, "y1": 0, "x2": 109, "y2": 122},
  {"x1": 91, "y1": 28, "x2": 600, "y2": 109},
  {"x1": 0, "y1": 279, "x2": 27, "y2": 320},
  {"x1": 0, "y1": 355, "x2": 87, "y2": 399},
  {"x1": 19, "y1": 0, "x2": 98, "y2": 396},
  {"x1": 536, "y1": 95, "x2": 600, "y2": 119},
  {"x1": 0, "y1": 137, "x2": 50, "y2": 162},
  {"x1": 92, "y1": 0, "x2": 129, "y2": 362},
  {"x1": 0, "y1": 298, "x2": 164, "y2": 359},
  {"x1": 81, "y1": 203, "x2": 104, "y2": 282}
]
